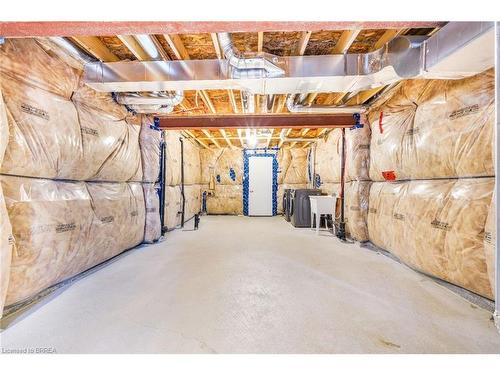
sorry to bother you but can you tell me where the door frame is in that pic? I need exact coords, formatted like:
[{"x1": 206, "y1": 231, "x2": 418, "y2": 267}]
[{"x1": 243, "y1": 148, "x2": 278, "y2": 216}]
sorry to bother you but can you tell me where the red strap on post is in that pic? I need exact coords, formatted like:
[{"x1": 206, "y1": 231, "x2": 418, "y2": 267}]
[{"x1": 378, "y1": 111, "x2": 384, "y2": 134}]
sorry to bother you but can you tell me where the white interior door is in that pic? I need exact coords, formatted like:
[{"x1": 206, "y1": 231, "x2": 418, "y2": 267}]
[{"x1": 248, "y1": 156, "x2": 273, "y2": 216}]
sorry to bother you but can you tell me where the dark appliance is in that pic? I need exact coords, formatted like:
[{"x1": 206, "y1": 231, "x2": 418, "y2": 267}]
[{"x1": 289, "y1": 189, "x2": 322, "y2": 228}]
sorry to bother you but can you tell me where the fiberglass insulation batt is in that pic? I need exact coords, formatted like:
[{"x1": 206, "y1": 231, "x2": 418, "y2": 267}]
[
  {"x1": 0, "y1": 89, "x2": 13, "y2": 317},
  {"x1": 367, "y1": 178, "x2": 493, "y2": 299},
  {"x1": 368, "y1": 70, "x2": 494, "y2": 182},
  {"x1": 366, "y1": 71, "x2": 495, "y2": 299},
  {"x1": 0, "y1": 38, "x2": 80, "y2": 100},
  {"x1": 1, "y1": 176, "x2": 145, "y2": 307},
  {"x1": 139, "y1": 116, "x2": 161, "y2": 183},
  {"x1": 143, "y1": 183, "x2": 161, "y2": 243}
]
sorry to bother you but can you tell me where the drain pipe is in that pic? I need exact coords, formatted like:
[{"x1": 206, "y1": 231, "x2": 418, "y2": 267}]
[
  {"x1": 337, "y1": 128, "x2": 347, "y2": 241},
  {"x1": 126, "y1": 104, "x2": 176, "y2": 114},
  {"x1": 179, "y1": 137, "x2": 186, "y2": 228},
  {"x1": 286, "y1": 94, "x2": 366, "y2": 114}
]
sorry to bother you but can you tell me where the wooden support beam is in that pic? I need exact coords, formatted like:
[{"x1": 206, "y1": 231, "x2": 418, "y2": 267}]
[
  {"x1": 70, "y1": 36, "x2": 119, "y2": 62},
  {"x1": 210, "y1": 33, "x2": 223, "y2": 59},
  {"x1": 266, "y1": 129, "x2": 274, "y2": 148},
  {"x1": 228, "y1": 90, "x2": 239, "y2": 114},
  {"x1": 257, "y1": 32, "x2": 264, "y2": 53},
  {"x1": 345, "y1": 86, "x2": 386, "y2": 105},
  {"x1": 373, "y1": 29, "x2": 404, "y2": 50},
  {"x1": 202, "y1": 129, "x2": 221, "y2": 148},
  {"x1": 199, "y1": 90, "x2": 216, "y2": 114},
  {"x1": 304, "y1": 93, "x2": 319, "y2": 106},
  {"x1": 117, "y1": 35, "x2": 151, "y2": 61},
  {"x1": 220, "y1": 129, "x2": 234, "y2": 149},
  {"x1": 164, "y1": 34, "x2": 190, "y2": 60},
  {"x1": 237, "y1": 129, "x2": 245, "y2": 148},
  {"x1": 184, "y1": 130, "x2": 210, "y2": 149},
  {"x1": 278, "y1": 129, "x2": 287, "y2": 148},
  {"x1": 274, "y1": 94, "x2": 287, "y2": 113},
  {"x1": 331, "y1": 30, "x2": 361, "y2": 54},
  {"x1": 295, "y1": 31, "x2": 312, "y2": 55},
  {"x1": 159, "y1": 114, "x2": 356, "y2": 130}
]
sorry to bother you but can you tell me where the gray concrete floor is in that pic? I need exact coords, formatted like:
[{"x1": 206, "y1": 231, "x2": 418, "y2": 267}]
[{"x1": 1, "y1": 215, "x2": 500, "y2": 353}]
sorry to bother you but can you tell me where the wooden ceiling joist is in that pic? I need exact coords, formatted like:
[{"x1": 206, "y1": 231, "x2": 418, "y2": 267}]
[
  {"x1": 117, "y1": 35, "x2": 152, "y2": 61},
  {"x1": 210, "y1": 32, "x2": 223, "y2": 59},
  {"x1": 164, "y1": 34, "x2": 190, "y2": 60},
  {"x1": 219, "y1": 129, "x2": 234, "y2": 149},
  {"x1": 228, "y1": 90, "x2": 239, "y2": 113},
  {"x1": 184, "y1": 130, "x2": 210, "y2": 149},
  {"x1": 202, "y1": 129, "x2": 221, "y2": 148},
  {"x1": 345, "y1": 86, "x2": 386, "y2": 105},
  {"x1": 257, "y1": 32, "x2": 264, "y2": 53},
  {"x1": 266, "y1": 129, "x2": 274, "y2": 148},
  {"x1": 372, "y1": 28, "x2": 405, "y2": 50},
  {"x1": 331, "y1": 29, "x2": 360, "y2": 54},
  {"x1": 295, "y1": 31, "x2": 312, "y2": 56},
  {"x1": 70, "y1": 36, "x2": 119, "y2": 62}
]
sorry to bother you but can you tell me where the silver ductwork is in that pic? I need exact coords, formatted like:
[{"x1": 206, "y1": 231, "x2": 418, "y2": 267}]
[
  {"x1": 115, "y1": 90, "x2": 184, "y2": 106},
  {"x1": 217, "y1": 32, "x2": 285, "y2": 78},
  {"x1": 241, "y1": 91, "x2": 255, "y2": 113},
  {"x1": 49, "y1": 37, "x2": 96, "y2": 64},
  {"x1": 126, "y1": 104, "x2": 175, "y2": 114},
  {"x1": 84, "y1": 22, "x2": 494, "y2": 110},
  {"x1": 286, "y1": 94, "x2": 366, "y2": 114}
]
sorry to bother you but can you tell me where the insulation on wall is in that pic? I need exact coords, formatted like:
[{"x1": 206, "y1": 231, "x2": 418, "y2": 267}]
[
  {"x1": 0, "y1": 89, "x2": 13, "y2": 316},
  {"x1": 184, "y1": 185, "x2": 202, "y2": 221},
  {"x1": 1, "y1": 176, "x2": 145, "y2": 307},
  {"x1": 164, "y1": 130, "x2": 182, "y2": 186},
  {"x1": 346, "y1": 122, "x2": 371, "y2": 181},
  {"x1": 368, "y1": 71, "x2": 494, "y2": 181},
  {"x1": 1, "y1": 79, "x2": 85, "y2": 179},
  {"x1": 71, "y1": 82, "x2": 128, "y2": 121},
  {"x1": 183, "y1": 140, "x2": 202, "y2": 185},
  {"x1": 368, "y1": 178, "x2": 494, "y2": 299},
  {"x1": 484, "y1": 195, "x2": 495, "y2": 295},
  {"x1": 200, "y1": 148, "x2": 243, "y2": 185},
  {"x1": 139, "y1": 116, "x2": 161, "y2": 183},
  {"x1": 345, "y1": 181, "x2": 371, "y2": 242},
  {"x1": 315, "y1": 181, "x2": 369, "y2": 242},
  {"x1": 164, "y1": 185, "x2": 181, "y2": 230},
  {"x1": 143, "y1": 183, "x2": 161, "y2": 243},
  {"x1": 281, "y1": 148, "x2": 308, "y2": 184},
  {"x1": 314, "y1": 130, "x2": 342, "y2": 184},
  {"x1": 76, "y1": 102, "x2": 143, "y2": 182},
  {"x1": 0, "y1": 38, "x2": 80, "y2": 100},
  {"x1": 203, "y1": 184, "x2": 243, "y2": 215}
]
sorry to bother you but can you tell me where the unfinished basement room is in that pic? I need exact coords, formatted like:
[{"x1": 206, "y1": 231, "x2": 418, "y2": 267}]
[{"x1": 0, "y1": 16, "x2": 500, "y2": 359}]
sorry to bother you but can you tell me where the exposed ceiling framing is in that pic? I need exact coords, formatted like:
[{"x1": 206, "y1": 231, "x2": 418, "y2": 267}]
[{"x1": 24, "y1": 22, "x2": 444, "y2": 148}]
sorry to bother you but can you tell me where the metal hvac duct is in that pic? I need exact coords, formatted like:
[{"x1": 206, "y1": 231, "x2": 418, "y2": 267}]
[
  {"x1": 115, "y1": 91, "x2": 184, "y2": 106},
  {"x1": 83, "y1": 22, "x2": 494, "y2": 102},
  {"x1": 126, "y1": 104, "x2": 175, "y2": 114},
  {"x1": 286, "y1": 94, "x2": 366, "y2": 114},
  {"x1": 217, "y1": 32, "x2": 284, "y2": 78}
]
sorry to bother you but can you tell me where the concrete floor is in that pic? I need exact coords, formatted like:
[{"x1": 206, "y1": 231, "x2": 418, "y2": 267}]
[{"x1": 1, "y1": 215, "x2": 500, "y2": 353}]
